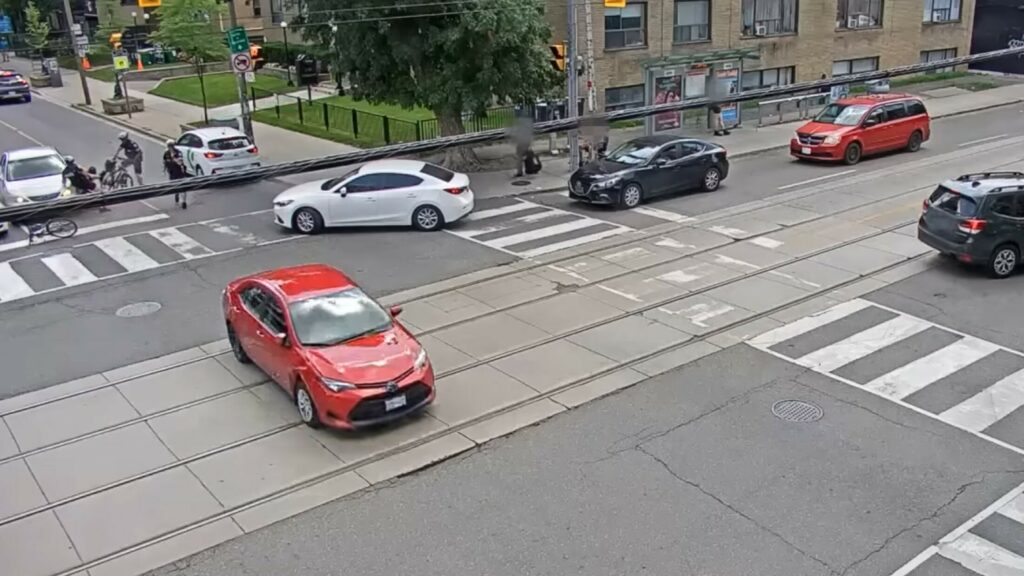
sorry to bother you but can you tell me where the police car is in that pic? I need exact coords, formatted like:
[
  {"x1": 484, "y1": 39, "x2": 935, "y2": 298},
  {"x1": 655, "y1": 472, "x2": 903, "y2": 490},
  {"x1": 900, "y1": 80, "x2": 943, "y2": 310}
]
[{"x1": 172, "y1": 127, "x2": 261, "y2": 176}]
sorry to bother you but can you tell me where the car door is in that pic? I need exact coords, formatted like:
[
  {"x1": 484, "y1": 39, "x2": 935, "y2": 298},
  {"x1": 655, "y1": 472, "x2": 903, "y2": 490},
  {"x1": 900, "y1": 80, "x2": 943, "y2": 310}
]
[
  {"x1": 252, "y1": 292, "x2": 301, "y2": 390},
  {"x1": 0, "y1": 153, "x2": 8, "y2": 196},
  {"x1": 882, "y1": 102, "x2": 911, "y2": 150},
  {"x1": 235, "y1": 285, "x2": 276, "y2": 375},
  {"x1": 859, "y1": 106, "x2": 889, "y2": 154},
  {"x1": 675, "y1": 141, "x2": 712, "y2": 191},
  {"x1": 175, "y1": 134, "x2": 203, "y2": 175},
  {"x1": 373, "y1": 173, "x2": 426, "y2": 224},
  {"x1": 644, "y1": 143, "x2": 684, "y2": 197},
  {"x1": 987, "y1": 191, "x2": 1024, "y2": 248},
  {"x1": 327, "y1": 173, "x2": 384, "y2": 225}
]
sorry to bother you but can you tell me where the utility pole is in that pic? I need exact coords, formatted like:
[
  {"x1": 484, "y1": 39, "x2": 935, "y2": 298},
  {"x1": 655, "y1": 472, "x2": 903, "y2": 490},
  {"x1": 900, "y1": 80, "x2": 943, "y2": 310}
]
[
  {"x1": 61, "y1": 0, "x2": 91, "y2": 106},
  {"x1": 225, "y1": 0, "x2": 254, "y2": 142},
  {"x1": 566, "y1": 0, "x2": 579, "y2": 171},
  {"x1": 582, "y1": 0, "x2": 596, "y2": 113}
]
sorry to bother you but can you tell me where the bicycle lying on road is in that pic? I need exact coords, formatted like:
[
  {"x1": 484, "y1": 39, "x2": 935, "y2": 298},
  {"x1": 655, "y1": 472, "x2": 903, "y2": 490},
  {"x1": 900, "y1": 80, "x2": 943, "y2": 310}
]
[{"x1": 26, "y1": 216, "x2": 77, "y2": 244}]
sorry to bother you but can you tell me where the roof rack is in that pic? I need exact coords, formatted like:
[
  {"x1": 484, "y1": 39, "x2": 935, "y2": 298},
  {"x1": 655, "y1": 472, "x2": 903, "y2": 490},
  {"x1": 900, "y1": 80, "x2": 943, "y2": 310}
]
[
  {"x1": 955, "y1": 171, "x2": 1024, "y2": 183},
  {"x1": 990, "y1": 185, "x2": 1024, "y2": 194}
]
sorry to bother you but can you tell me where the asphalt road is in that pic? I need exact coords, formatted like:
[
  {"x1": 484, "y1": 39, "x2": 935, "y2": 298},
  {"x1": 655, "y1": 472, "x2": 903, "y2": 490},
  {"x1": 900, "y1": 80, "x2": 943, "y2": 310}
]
[
  {"x1": 148, "y1": 342, "x2": 1024, "y2": 576},
  {"x1": 0, "y1": 102, "x2": 1021, "y2": 397}
]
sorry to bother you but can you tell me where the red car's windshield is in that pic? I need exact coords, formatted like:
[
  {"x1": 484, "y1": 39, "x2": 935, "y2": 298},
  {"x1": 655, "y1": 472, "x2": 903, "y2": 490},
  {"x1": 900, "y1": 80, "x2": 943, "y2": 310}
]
[
  {"x1": 813, "y1": 103, "x2": 871, "y2": 126},
  {"x1": 288, "y1": 287, "x2": 392, "y2": 347}
]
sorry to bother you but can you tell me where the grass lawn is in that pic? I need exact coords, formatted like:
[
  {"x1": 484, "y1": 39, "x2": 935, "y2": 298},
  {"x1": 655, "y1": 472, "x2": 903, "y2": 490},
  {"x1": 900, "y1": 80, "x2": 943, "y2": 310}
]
[
  {"x1": 151, "y1": 73, "x2": 292, "y2": 107},
  {"x1": 253, "y1": 95, "x2": 515, "y2": 147}
]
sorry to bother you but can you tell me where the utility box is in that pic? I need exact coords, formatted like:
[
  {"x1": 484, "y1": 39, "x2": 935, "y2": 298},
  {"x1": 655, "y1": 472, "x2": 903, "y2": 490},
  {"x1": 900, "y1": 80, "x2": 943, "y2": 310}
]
[{"x1": 44, "y1": 57, "x2": 62, "y2": 87}]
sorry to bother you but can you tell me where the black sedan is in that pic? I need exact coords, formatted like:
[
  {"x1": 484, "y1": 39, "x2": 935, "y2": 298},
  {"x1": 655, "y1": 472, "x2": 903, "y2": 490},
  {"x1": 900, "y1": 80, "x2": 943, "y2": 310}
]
[{"x1": 568, "y1": 135, "x2": 728, "y2": 209}]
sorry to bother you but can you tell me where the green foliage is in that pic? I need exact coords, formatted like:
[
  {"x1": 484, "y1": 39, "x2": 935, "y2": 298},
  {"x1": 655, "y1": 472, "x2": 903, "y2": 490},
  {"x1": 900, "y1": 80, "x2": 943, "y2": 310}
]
[
  {"x1": 150, "y1": 0, "x2": 227, "y2": 68},
  {"x1": 22, "y1": 0, "x2": 49, "y2": 53},
  {"x1": 298, "y1": 0, "x2": 559, "y2": 134},
  {"x1": 259, "y1": 41, "x2": 331, "y2": 66}
]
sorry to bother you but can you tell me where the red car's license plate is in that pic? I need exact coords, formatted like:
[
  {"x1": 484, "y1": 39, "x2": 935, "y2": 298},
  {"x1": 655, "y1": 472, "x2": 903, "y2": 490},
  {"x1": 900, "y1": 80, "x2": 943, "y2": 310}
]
[{"x1": 384, "y1": 394, "x2": 407, "y2": 411}]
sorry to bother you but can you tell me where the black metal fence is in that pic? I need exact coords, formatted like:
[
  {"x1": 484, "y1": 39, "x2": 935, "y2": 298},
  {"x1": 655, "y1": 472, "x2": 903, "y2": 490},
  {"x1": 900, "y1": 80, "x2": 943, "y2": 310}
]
[{"x1": 249, "y1": 86, "x2": 520, "y2": 146}]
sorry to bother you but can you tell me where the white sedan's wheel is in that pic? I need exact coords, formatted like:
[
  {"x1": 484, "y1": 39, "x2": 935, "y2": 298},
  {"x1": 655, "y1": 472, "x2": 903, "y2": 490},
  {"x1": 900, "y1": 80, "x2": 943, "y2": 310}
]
[
  {"x1": 293, "y1": 208, "x2": 324, "y2": 234},
  {"x1": 413, "y1": 205, "x2": 443, "y2": 231}
]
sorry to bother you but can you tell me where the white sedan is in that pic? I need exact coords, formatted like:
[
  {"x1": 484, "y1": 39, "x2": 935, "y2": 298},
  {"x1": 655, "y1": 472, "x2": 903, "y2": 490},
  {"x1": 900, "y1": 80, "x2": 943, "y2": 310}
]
[
  {"x1": 272, "y1": 160, "x2": 475, "y2": 233},
  {"x1": 174, "y1": 127, "x2": 261, "y2": 176}
]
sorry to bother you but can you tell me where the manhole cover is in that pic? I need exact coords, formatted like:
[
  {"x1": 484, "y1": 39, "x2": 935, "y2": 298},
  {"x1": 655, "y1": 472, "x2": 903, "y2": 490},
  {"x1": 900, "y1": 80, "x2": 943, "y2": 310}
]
[
  {"x1": 116, "y1": 301, "x2": 162, "y2": 318},
  {"x1": 772, "y1": 400, "x2": 823, "y2": 423},
  {"x1": 510, "y1": 179, "x2": 531, "y2": 186}
]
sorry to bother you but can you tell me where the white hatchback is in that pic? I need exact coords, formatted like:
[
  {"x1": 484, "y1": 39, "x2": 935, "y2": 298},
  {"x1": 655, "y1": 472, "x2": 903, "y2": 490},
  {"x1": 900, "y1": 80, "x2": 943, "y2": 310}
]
[
  {"x1": 174, "y1": 127, "x2": 261, "y2": 176},
  {"x1": 273, "y1": 160, "x2": 475, "y2": 233}
]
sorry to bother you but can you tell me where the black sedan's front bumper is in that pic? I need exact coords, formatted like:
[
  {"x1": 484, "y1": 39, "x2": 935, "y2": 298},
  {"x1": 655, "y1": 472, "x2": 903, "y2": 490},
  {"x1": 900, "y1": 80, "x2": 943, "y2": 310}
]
[{"x1": 568, "y1": 180, "x2": 623, "y2": 205}]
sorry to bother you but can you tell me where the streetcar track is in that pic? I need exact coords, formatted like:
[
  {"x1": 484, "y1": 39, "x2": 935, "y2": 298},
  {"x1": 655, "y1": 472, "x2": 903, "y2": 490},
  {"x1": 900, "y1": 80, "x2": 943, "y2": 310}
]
[
  {"x1": 48, "y1": 245, "x2": 933, "y2": 576},
  {"x1": 3, "y1": 137, "x2": 1017, "y2": 421}
]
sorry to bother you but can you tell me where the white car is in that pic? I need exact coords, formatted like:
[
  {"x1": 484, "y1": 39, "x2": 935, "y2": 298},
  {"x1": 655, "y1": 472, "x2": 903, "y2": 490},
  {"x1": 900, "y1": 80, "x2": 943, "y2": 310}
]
[
  {"x1": 174, "y1": 127, "x2": 261, "y2": 176},
  {"x1": 0, "y1": 147, "x2": 73, "y2": 206},
  {"x1": 272, "y1": 160, "x2": 475, "y2": 233}
]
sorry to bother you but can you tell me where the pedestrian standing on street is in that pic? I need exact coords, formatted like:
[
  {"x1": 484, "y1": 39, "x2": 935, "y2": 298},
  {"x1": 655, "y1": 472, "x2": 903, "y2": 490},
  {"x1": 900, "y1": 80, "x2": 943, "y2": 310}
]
[
  {"x1": 709, "y1": 103, "x2": 730, "y2": 136},
  {"x1": 117, "y1": 132, "x2": 145, "y2": 186},
  {"x1": 511, "y1": 117, "x2": 533, "y2": 178},
  {"x1": 162, "y1": 140, "x2": 188, "y2": 209}
]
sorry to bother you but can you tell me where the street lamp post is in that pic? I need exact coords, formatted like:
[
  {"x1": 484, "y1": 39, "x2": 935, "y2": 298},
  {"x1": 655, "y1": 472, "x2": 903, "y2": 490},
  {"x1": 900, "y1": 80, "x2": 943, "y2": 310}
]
[
  {"x1": 131, "y1": 11, "x2": 138, "y2": 26},
  {"x1": 281, "y1": 21, "x2": 291, "y2": 86},
  {"x1": 330, "y1": 23, "x2": 342, "y2": 95}
]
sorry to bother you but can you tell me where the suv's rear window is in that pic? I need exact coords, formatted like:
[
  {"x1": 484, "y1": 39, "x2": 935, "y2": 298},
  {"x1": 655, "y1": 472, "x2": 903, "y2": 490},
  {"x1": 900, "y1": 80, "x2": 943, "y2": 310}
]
[
  {"x1": 420, "y1": 163, "x2": 454, "y2": 182},
  {"x1": 929, "y1": 185, "x2": 978, "y2": 217},
  {"x1": 208, "y1": 137, "x2": 251, "y2": 151}
]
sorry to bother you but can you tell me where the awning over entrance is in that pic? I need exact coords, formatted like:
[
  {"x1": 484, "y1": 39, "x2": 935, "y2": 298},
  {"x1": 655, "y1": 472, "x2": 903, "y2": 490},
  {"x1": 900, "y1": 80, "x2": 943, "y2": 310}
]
[{"x1": 643, "y1": 48, "x2": 761, "y2": 70}]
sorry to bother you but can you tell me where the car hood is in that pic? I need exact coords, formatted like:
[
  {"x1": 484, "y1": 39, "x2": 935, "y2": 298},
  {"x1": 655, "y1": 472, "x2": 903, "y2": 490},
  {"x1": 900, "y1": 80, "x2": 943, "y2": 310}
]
[
  {"x1": 275, "y1": 179, "x2": 330, "y2": 202},
  {"x1": 304, "y1": 326, "x2": 420, "y2": 385},
  {"x1": 798, "y1": 122, "x2": 855, "y2": 136},
  {"x1": 6, "y1": 174, "x2": 65, "y2": 199},
  {"x1": 574, "y1": 158, "x2": 633, "y2": 179}
]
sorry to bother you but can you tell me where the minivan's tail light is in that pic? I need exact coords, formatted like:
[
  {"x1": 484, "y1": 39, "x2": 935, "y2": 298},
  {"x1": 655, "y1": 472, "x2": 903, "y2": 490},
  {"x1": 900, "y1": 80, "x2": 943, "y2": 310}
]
[
  {"x1": 445, "y1": 187, "x2": 467, "y2": 195},
  {"x1": 922, "y1": 199, "x2": 929, "y2": 213},
  {"x1": 203, "y1": 151, "x2": 223, "y2": 159},
  {"x1": 247, "y1": 146, "x2": 258, "y2": 154},
  {"x1": 958, "y1": 219, "x2": 987, "y2": 235}
]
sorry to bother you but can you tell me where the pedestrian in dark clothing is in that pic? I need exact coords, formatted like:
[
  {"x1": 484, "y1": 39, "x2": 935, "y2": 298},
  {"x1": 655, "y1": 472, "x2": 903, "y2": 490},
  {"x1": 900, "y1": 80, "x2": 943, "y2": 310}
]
[{"x1": 162, "y1": 140, "x2": 189, "y2": 209}]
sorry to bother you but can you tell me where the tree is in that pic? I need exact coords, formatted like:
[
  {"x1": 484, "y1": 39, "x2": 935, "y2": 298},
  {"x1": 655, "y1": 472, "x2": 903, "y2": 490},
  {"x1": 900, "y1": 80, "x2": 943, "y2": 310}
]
[
  {"x1": 150, "y1": 0, "x2": 228, "y2": 122},
  {"x1": 300, "y1": 0, "x2": 560, "y2": 169},
  {"x1": 23, "y1": 0, "x2": 49, "y2": 63}
]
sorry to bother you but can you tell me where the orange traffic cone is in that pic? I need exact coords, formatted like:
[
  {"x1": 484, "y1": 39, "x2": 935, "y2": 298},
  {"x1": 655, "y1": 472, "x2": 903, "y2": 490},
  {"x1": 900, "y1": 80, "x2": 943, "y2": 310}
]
[
  {"x1": 81, "y1": 55, "x2": 91, "y2": 70},
  {"x1": 136, "y1": 57, "x2": 143, "y2": 71}
]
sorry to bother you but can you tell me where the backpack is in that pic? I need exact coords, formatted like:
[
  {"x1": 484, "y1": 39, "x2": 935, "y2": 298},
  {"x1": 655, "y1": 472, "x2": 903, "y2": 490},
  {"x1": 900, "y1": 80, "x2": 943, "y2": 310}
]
[{"x1": 525, "y1": 150, "x2": 542, "y2": 175}]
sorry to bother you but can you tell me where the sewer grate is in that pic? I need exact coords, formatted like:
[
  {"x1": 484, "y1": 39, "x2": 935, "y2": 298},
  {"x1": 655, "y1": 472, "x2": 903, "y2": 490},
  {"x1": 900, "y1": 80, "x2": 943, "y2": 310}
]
[
  {"x1": 771, "y1": 400, "x2": 823, "y2": 423},
  {"x1": 511, "y1": 179, "x2": 532, "y2": 186},
  {"x1": 116, "y1": 301, "x2": 162, "y2": 318}
]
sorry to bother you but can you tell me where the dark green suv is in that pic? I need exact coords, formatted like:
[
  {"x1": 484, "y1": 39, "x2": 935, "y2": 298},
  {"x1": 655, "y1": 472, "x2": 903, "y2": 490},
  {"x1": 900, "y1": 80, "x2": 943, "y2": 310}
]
[{"x1": 918, "y1": 171, "x2": 1024, "y2": 278}]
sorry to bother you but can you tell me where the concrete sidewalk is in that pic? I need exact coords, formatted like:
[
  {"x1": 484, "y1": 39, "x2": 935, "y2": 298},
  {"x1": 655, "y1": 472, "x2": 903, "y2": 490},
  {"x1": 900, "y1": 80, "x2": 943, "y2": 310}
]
[{"x1": 14, "y1": 55, "x2": 1024, "y2": 199}]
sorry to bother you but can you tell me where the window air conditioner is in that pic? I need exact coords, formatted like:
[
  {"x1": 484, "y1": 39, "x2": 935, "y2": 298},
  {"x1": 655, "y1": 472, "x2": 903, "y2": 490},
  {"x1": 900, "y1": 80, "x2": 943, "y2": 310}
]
[
  {"x1": 933, "y1": 12, "x2": 947, "y2": 21},
  {"x1": 848, "y1": 17, "x2": 860, "y2": 28},
  {"x1": 754, "y1": 23, "x2": 767, "y2": 36}
]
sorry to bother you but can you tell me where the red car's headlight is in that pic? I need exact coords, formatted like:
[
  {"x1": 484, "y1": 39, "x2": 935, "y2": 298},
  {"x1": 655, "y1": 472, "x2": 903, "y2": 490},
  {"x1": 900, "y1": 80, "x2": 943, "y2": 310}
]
[{"x1": 413, "y1": 348, "x2": 429, "y2": 371}]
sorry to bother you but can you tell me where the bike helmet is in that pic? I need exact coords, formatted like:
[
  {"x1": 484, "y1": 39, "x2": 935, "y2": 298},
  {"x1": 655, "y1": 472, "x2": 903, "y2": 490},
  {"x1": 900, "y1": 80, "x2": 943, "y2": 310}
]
[
  {"x1": 118, "y1": 131, "x2": 129, "y2": 140},
  {"x1": 64, "y1": 155, "x2": 75, "y2": 164},
  {"x1": 165, "y1": 139, "x2": 175, "y2": 146}
]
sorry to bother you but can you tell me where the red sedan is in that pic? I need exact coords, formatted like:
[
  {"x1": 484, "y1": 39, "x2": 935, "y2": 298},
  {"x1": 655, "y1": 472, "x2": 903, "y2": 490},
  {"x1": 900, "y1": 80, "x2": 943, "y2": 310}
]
[{"x1": 222, "y1": 264, "x2": 435, "y2": 430}]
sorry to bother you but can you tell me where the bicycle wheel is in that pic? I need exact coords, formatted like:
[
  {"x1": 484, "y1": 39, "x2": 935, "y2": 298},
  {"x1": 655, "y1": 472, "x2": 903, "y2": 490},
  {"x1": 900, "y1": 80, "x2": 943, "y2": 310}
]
[
  {"x1": 46, "y1": 218, "x2": 77, "y2": 238},
  {"x1": 115, "y1": 172, "x2": 133, "y2": 189}
]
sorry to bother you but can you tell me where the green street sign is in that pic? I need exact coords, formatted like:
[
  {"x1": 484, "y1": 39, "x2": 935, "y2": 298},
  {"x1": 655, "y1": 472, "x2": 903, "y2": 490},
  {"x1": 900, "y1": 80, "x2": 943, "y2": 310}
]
[{"x1": 226, "y1": 26, "x2": 249, "y2": 54}]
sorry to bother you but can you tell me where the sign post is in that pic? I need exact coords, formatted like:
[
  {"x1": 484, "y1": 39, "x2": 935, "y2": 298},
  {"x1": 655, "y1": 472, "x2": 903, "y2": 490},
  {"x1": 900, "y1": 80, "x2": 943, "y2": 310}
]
[
  {"x1": 112, "y1": 51, "x2": 134, "y2": 117},
  {"x1": 225, "y1": 23, "x2": 254, "y2": 142}
]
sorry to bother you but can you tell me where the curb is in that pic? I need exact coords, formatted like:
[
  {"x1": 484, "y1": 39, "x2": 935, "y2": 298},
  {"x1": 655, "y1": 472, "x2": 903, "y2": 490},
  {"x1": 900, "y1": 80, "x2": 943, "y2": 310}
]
[{"x1": 70, "y1": 103, "x2": 177, "y2": 142}]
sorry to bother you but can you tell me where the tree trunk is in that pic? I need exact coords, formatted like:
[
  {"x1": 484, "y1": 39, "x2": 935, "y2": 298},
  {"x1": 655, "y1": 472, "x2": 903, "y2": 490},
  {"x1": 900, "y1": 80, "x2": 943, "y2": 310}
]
[{"x1": 437, "y1": 109, "x2": 480, "y2": 172}]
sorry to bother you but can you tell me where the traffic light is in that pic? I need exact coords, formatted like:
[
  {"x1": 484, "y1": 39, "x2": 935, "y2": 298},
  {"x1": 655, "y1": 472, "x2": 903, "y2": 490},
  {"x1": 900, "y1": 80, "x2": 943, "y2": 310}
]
[{"x1": 550, "y1": 43, "x2": 566, "y2": 72}]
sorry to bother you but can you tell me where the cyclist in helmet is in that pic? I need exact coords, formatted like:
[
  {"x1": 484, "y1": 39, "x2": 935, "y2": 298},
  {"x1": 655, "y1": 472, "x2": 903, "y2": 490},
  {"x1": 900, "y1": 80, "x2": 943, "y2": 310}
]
[{"x1": 116, "y1": 131, "x2": 145, "y2": 185}]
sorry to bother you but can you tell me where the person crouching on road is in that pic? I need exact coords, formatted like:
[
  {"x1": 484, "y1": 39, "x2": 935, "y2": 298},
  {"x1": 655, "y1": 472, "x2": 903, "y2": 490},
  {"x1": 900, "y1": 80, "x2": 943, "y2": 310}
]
[{"x1": 163, "y1": 140, "x2": 189, "y2": 210}]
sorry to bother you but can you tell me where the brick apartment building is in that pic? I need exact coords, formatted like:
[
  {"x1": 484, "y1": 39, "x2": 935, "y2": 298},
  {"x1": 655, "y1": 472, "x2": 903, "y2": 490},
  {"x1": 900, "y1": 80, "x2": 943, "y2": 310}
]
[{"x1": 546, "y1": 0, "x2": 975, "y2": 117}]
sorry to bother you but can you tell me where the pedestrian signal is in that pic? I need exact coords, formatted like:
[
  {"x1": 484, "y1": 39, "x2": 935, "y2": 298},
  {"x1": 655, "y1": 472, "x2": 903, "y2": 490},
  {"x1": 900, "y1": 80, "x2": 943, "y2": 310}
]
[{"x1": 550, "y1": 43, "x2": 566, "y2": 72}]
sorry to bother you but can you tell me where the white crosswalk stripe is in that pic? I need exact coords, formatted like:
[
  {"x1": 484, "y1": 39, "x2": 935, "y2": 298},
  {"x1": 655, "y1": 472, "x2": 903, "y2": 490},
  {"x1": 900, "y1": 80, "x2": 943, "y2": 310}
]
[
  {"x1": 447, "y1": 198, "x2": 634, "y2": 258},
  {"x1": 0, "y1": 216, "x2": 280, "y2": 305}
]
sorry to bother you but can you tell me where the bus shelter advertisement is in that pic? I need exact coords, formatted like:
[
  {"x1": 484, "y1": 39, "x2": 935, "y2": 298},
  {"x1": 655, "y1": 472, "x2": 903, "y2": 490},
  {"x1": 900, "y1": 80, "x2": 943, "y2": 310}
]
[{"x1": 653, "y1": 74, "x2": 682, "y2": 131}]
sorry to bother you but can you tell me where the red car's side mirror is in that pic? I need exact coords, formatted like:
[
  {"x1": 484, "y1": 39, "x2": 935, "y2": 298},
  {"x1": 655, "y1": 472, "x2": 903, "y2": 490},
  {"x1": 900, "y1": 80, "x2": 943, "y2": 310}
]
[{"x1": 390, "y1": 305, "x2": 403, "y2": 317}]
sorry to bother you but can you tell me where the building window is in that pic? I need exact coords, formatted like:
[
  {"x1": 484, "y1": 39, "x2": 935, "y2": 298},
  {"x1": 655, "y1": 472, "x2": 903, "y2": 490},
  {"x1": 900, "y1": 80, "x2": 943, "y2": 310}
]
[
  {"x1": 741, "y1": 66, "x2": 795, "y2": 90},
  {"x1": 605, "y1": 3, "x2": 646, "y2": 50},
  {"x1": 741, "y1": 0, "x2": 798, "y2": 36},
  {"x1": 832, "y1": 56, "x2": 879, "y2": 76},
  {"x1": 605, "y1": 84, "x2": 645, "y2": 111},
  {"x1": 253, "y1": 0, "x2": 261, "y2": 17},
  {"x1": 923, "y1": 0, "x2": 960, "y2": 22},
  {"x1": 921, "y1": 48, "x2": 957, "y2": 73},
  {"x1": 674, "y1": 0, "x2": 710, "y2": 43},
  {"x1": 836, "y1": 0, "x2": 882, "y2": 29}
]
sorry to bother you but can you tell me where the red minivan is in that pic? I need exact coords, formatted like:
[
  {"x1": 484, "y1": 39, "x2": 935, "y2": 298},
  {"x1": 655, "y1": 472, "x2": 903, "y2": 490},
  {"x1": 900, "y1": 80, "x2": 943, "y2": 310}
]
[{"x1": 790, "y1": 93, "x2": 930, "y2": 165}]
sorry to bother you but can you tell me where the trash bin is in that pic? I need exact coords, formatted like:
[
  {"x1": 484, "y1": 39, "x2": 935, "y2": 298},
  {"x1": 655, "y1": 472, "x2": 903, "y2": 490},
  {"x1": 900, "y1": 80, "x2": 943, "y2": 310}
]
[
  {"x1": 44, "y1": 57, "x2": 62, "y2": 87},
  {"x1": 295, "y1": 54, "x2": 318, "y2": 86}
]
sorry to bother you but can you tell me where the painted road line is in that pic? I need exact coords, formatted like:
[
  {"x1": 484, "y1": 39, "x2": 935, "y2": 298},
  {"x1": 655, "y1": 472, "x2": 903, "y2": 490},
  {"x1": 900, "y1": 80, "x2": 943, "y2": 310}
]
[
  {"x1": 0, "y1": 117, "x2": 45, "y2": 146},
  {"x1": 150, "y1": 228, "x2": 215, "y2": 258},
  {"x1": 999, "y1": 492, "x2": 1024, "y2": 525},
  {"x1": 795, "y1": 315, "x2": 931, "y2": 372},
  {"x1": 958, "y1": 134, "x2": 1008, "y2": 148},
  {"x1": 462, "y1": 201, "x2": 537, "y2": 222},
  {"x1": 0, "y1": 213, "x2": 170, "y2": 254},
  {"x1": 0, "y1": 262, "x2": 34, "y2": 301},
  {"x1": 777, "y1": 169, "x2": 857, "y2": 191},
  {"x1": 863, "y1": 337, "x2": 1000, "y2": 400},
  {"x1": 488, "y1": 219, "x2": 605, "y2": 249},
  {"x1": 749, "y1": 298, "x2": 873, "y2": 348},
  {"x1": 938, "y1": 532, "x2": 1024, "y2": 574},
  {"x1": 519, "y1": 226, "x2": 631, "y2": 258},
  {"x1": 941, "y1": 368, "x2": 1024, "y2": 433},
  {"x1": 41, "y1": 253, "x2": 98, "y2": 286},
  {"x1": 94, "y1": 237, "x2": 160, "y2": 273},
  {"x1": 631, "y1": 206, "x2": 697, "y2": 223}
]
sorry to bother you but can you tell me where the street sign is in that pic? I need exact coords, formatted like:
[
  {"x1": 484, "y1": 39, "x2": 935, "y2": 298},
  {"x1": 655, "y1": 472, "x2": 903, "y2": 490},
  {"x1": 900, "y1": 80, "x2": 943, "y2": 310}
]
[
  {"x1": 231, "y1": 52, "x2": 253, "y2": 73},
  {"x1": 244, "y1": 71, "x2": 255, "y2": 82},
  {"x1": 226, "y1": 26, "x2": 250, "y2": 55},
  {"x1": 112, "y1": 53, "x2": 130, "y2": 71},
  {"x1": 74, "y1": 35, "x2": 88, "y2": 47},
  {"x1": 71, "y1": 23, "x2": 82, "y2": 35},
  {"x1": 0, "y1": 15, "x2": 12, "y2": 35}
]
